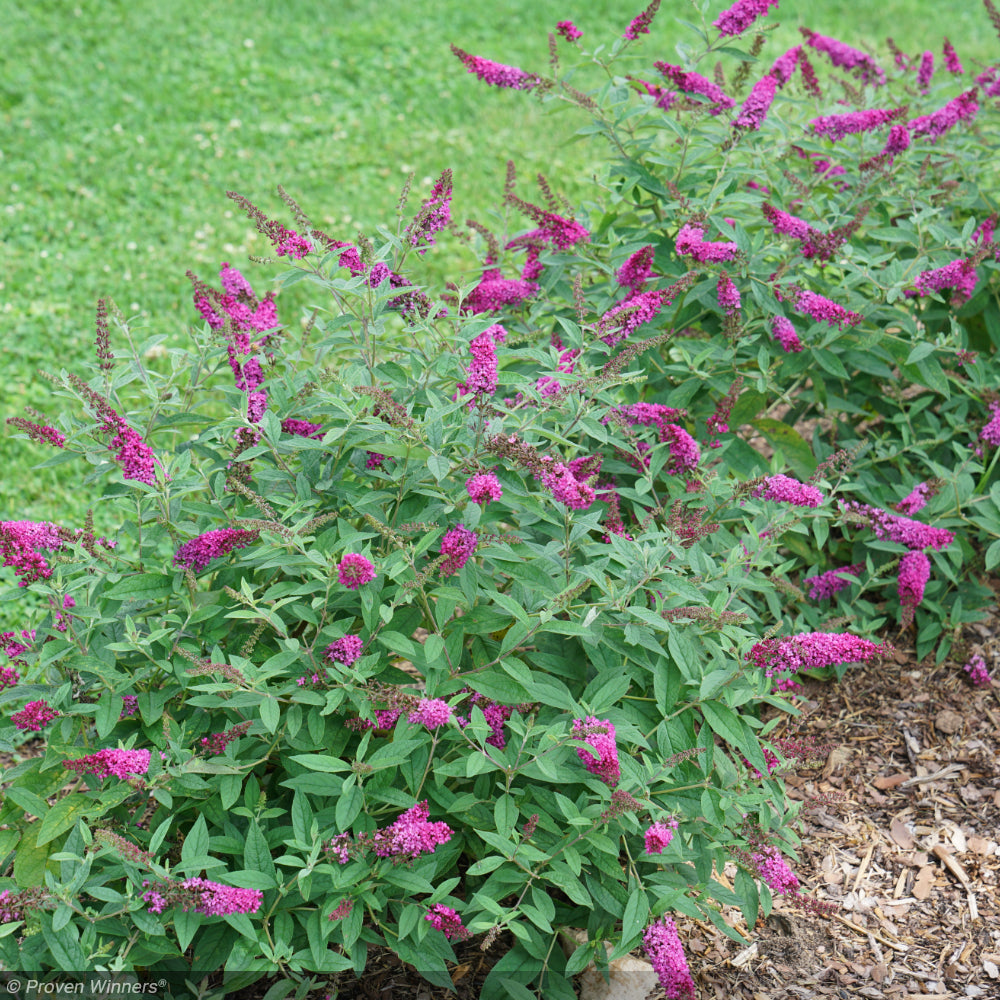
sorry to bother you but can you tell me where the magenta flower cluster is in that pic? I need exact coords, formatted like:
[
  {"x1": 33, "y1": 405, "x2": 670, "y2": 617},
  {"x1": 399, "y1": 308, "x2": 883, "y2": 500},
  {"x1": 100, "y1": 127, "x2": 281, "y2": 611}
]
[
  {"x1": 713, "y1": 0, "x2": 778, "y2": 36},
  {"x1": 800, "y1": 28, "x2": 886, "y2": 86},
  {"x1": 840, "y1": 501, "x2": 954, "y2": 551},
  {"x1": 405, "y1": 170, "x2": 452, "y2": 253},
  {"x1": 461, "y1": 324, "x2": 504, "y2": 396},
  {"x1": 542, "y1": 462, "x2": 596, "y2": 510},
  {"x1": 776, "y1": 285, "x2": 862, "y2": 330},
  {"x1": 645, "y1": 818, "x2": 679, "y2": 854},
  {"x1": 371, "y1": 800, "x2": 453, "y2": 859},
  {"x1": 199, "y1": 720, "x2": 252, "y2": 755},
  {"x1": 142, "y1": 877, "x2": 263, "y2": 916},
  {"x1": 911, "y1": 257, "x2": 979, "y2": 305},
  {"x1": 458, "y1": 691, "x2": 522, "y2": 749},
  {"x1": 325, "y1": 635, "x2": 364, "y2": 667},
  {"x1": 810, "y1": 107, "x2": 906, "y2": 141},
  {"x1": 623, "y1": 0, "x2": 659, "y2": 41},
  {"x1": 598, "y1": 288, "x2": 669, "y2": 347},
  {"x1": 897, "y1": 551, "x2": 931, "y2": 626},
  {"x1": 963, "y1": 655, "x2": 991, "y2": 687},
  {"x1": 338, "y1": 553, "x2": 377, "y2": 590},
  {"x1": 1, "y1": 520, "x2": 65, "y2": 587},
  {"x1": 425, "y1": 904, "x2": 471, "y2": 940},
  {"x1": 732, "y1": 74, "x2": 777, "y2": 131},
  {"x1": 746, "y1": 632, "x2": 890, "y2": 689},
  {"x1": 174, "y1": 528, "x2": 260, "y2": 573},
  {"x1": 675, "y1": 223, "x2": 739, "y2": 262},
  {"x1": 804, "y1": 564, "x2": 863, "y2": 601},
  {"x1": 896, "y1": 482, "x2": 933, "y2": 515},
  {"x1": 571, "y1": 716, "x2": 620, "y2": 786},
  {"x1": 440, "y1": 525, "x2": 478, "y2": 575},
  {"x1": 408, "y1": 698, "x2": 453, "y2": 729},
  {"x1": 643, "y1": 918, "x2": 697, "y2": 1000},
  {"x1": 770, "y1": 316, "x2": 803, "y2": 353},
  {"x1": 907, "y1": 89, "x2": 978, "y2": 142},
  {"x1": 556, "y1": 20, "x2": 583, "y2": 42},
  {"x1": 11, "y1": 699, "x2": 61, "y2": 731},
  {"x1": 981, "y1": 402, "x2": 1000, "y2": 447},
  {"x1": 655, "y1": 63, "x2": 735, "y2": 114},
  {"x1": 753, "y1": 846, "x2": 801, "y2": 896},
  {"x1": 750, "y1": 475, "x2": 824, "y2": 508},
  {"x1": 451, "y1": 44, "x2": 541, "y2": 91},
  {"x1": 716, "y1": 272, "x2": 741, "y2": 314},
  {"x1": 616, "y1": 245, "x2": 656, "y2": 294},
  {"x1": 63, "y1": 748, "x2": 151, "y2": 780},
  {"x1": 466, "y1": 472, "x2": 503, "y2": 506},
  {"x1": 463, "y1": 269, "x2": 536, "y2": 314}
]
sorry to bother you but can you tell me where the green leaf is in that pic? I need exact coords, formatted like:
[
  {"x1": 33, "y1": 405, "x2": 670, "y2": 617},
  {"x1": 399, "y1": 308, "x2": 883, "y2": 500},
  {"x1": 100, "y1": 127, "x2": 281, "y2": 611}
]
[
  {"x1": 243, "y1": 822, "x2": 278, "y2": 887},
  {"x1": 40, "y1": 911, "x2": 87, "y2": 969},
  {"x1": 13, "y1": 823, "x2": 52, "y2": 888},
  {"x1": 260, "y1": 695, "x2": 280, "y2": 734},
  {"x1": 986, "y1": 538, "x2": 1000, "y2": 572},
  {"x1": 289, "y1": 754, "x2": 350, "y2": 772},
  {"x1": 36, "y1": 794, "x2": 92, "y2": 847},
  {"x1": 5, "y1": 786, "x2": 49, "y2": 818},
  {"x1": 494, "y1": 794, "x2": 518, "y2": 840},
  {"x1": 181, "y1": 814, "x2": 210, "y2": 864},
  {"x1": 427, "y1": 454, "x2": 450, "y2": 482},
  {"x1": 619, "y1": 889, "x2": 650, "y2": 952},
  {"x1": 103, "y1": 573, "x2": 174, "y2": 601},
  {"x1": 701, "y1": 700, "x2": 767, "y2": 776}
]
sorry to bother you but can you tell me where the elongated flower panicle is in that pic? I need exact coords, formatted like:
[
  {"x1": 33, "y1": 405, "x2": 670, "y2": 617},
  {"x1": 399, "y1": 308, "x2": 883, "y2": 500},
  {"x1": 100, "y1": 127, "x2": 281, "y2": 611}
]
[
  {"x1": 460, "y1": 324, "x2": 504, "y2": 396},
  {"x1": 655, "y1": 63, "x2": 735, "y2": 113},
  {"x1": 981, "y1": 402, "x2": 1000, "y2": 447},
  {"x1": 907, "y1": 89, "x2": 979, "y2": 141},
  {"x1": 598, "y1": 288, "x2": 669, "y2": 346},
  {"x1": 325, "y1": 635, "x2": 363, "y2": 667},
  {"x1": 12, "y1": 699, "x2": 60, "y2": 731},
  {"x1": 810, "y1": 107, "x2": 907, "y2": 141},
  {"x1": 1, "y1": 520, "x2": 65, "y2": 586},
  {"x1": 405, "y1": 169, "x2": 452, "y2": 253},
  {"x1": 556, "y1": 20, "x2": 583, "y2": 42},
  {"x1": 543, "y1": 462, "x2": 596, "y2": 509},
  {"x1": 643, "y1": 918, "x2": 696, "y2": 999},
  {"x1": 675, "y1": 223, "x2": 739, "y2": 262},
  {"x1": 800, "y1": 28, "x2": 886, "y2": 85},
  {"x1": 462, "y1": 269, "x2": 536, "y2": 313},
  {"x1": 338, "y1": 553, "x2": 377, "y2": 590},
  {"x1": 630, "y1": 76, "x2": 677, "y2": 110},
  {"x1": 6, "y1": 414, "x2": 66, "y2": 449},
  {"x1": 624, "y1": 0, "x2": 660, "y2": 40},
  {"x1": 142, "y1": 877, "x2": 263, "y2": 916},
  {"x1": 769, "y1": 46, "x2": 801, "y2": 86},
  {"x1": 775, "y1": 284, "x2": 862, "y2": 330},
  {"x1": 714, "y1": 0, "x2": 778, "y2": 36},
  {"x1": 227, "y1": 192, "x2": 313, "y2": 259},
  {"x1": 732, "y1": 74, "x2": 777, "y2": 130},
  {"x1": 0, "y1": 666, "x2": 20, "y2": 690},
  {"x1": 451, "y1": 44, "x2": 541, "y2": 90},
  {"x1": 917, "y1": 51, "x2": 935, "y2": 91},
  {"x1": 408, "y1": 698, "x2": 453, "y2": 729},
  {"x1": 963, "y1": 655, "x2": 991, "y2": 687},
  {"x1": 943, "y1": 38, "x2": 963, "y2": 74},
  {"x1": 616, "y1": 245, "x2": 657, "y2": 293},
  {"x1": 751, "y1": 474, "x2": 824, "y2": 508},
  {"x1": 910, "y1": 257, "x2": 979, "y2": 305},
  {"x1": 645, "y1": 818, "x2": 680, "y2": 853},
  {"x1": 437, "y1": 525, "x2": 477, "y2": 576},
  {"x1": 804, "y1": 564, "x2": 863, "y2": 600},
  {"x1": 770, "y1": 316, "x2": 803, "y2": 352},
  {"x1": 425, "y1": 904, "x2": 471, "y2": 940},
  {"x1": 64, "y1": 748, "x2": 151, "y2": 780},
  {"x1": 747, "y1": 631, "x2": 891, "y2": 689},
  {"x1": 281, "y1": 418, "x2": 323, "y2": 439},
  {"x1": 369, "y1": 801, "x2": 452, "y2": 860},
  {"x1": 174, "y1": 528, "x2": 260, "y2": 573},
  {"x1": 753, "y1": 845, "x2": 801, "y2": 895},
  {"x1": 840, "y1": 501, "x2": 954, "y2": 550},
  {"x1": 896, "y1": 481, "x2": 937, "y2": 514},
  {"x1": 466, "y1": 472, "x2": 503, "y2": 505},
  {"x1": 199, "y1": 720, "x2": 253, "y2": 755},
  {"x1": 572, "y1": 716, "x2": 620, "y2": 786},
  {"x1": 898, "y1": 550, "x2": 931, "y2": 626}
]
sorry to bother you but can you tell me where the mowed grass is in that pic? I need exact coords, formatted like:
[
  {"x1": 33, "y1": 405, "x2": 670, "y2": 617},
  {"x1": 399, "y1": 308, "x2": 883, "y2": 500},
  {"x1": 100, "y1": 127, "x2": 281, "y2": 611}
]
[{"x1": 1, "y1": 0, "x2": 995, "y2": 531}]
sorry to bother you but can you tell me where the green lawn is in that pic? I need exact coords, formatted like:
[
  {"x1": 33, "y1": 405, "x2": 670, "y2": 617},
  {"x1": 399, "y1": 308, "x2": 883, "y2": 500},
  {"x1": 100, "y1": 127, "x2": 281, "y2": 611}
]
[{"x1": 2, "y1": 0, "x2": 995, "y2": 527}]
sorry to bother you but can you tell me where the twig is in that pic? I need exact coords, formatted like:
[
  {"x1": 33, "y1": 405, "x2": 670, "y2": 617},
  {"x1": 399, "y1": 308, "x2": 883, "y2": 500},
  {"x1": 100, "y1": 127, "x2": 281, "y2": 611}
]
[{"x1": 833, "y1": 914, "x2": 909, "y2": 953}]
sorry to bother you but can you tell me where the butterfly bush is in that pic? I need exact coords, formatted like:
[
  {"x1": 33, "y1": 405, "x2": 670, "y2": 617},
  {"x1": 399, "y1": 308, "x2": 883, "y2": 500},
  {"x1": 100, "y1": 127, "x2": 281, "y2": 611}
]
[{"x1": 2, "y1": 2, "x2": 999, "y2": 991}]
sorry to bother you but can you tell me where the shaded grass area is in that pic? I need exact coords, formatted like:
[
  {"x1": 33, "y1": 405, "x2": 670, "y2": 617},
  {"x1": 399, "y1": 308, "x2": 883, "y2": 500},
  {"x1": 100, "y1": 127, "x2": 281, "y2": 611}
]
[{"x1": 1, "y1": 0, "x2": 995, "y2": 527}]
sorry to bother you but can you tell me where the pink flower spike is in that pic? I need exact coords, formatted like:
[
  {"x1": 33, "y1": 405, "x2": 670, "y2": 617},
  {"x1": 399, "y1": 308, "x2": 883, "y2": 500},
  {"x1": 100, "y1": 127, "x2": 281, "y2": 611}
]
[
  {"x1": 963, "y1": 655, "x2": 991, "y2": 687},
  {"x1": 571, "y1": 716, "x2": 620, "y2": 786},
  {"x1": 750, "y1": 474, "x2": 824, "y2": 508},
  {"x1": 556, "y1": 20, "x2": 583, "y2": 42},
  {"x1": 174, "y1": 528, "x2": 260, "y2": 573},
  {"x1": 770, "y1": 316, "x2": 802, "y2": 352},
  {"x1": 624, "y1": 0, "x2": 660, "y2": 40},
  {"x1": 466, "y1": 472, "x2": 503, "y2": 506},
  {"x1": 63, "y1": 748, "x2": 151, "y2": 780},
  {"x1": 714, "y1": 0, "x2": 778, "y2": 36},
  {"x1": 408, "y1": 698, "x2": 453, "y2": 729},
  {"x1": 753, "y1": 845, "x2": 801, "y2": 895},
  {"x1": 645, "y1": 819, "x2": 679, "y2": 854},
  {"x1": 425, "y1": 904, "x2": 471, "y2": 940},
  {"x1": 451, "y1": 44, "x2": 542, "y2": 91},
  {"x1": 324, "y1": 635, "x2": 364, "y2": 667},
  {"x1": 338, "y1": 553, "x2": 377, "y2": 590},
  {"x1": 897, "y1": 550, "x2": 931, "y2": 627},
  {"x1": 12, "y1": 699, "x2": 60, "y2": 732},
  {"x1": 643, "y1": 918, "x2": 696, "y2": 999},
  {"x1": 981, "y1": 402, "x2": 1000, "y2": 447},
  {"x1": 732, "y1": 74, "x2": 777, "y2": 130}
]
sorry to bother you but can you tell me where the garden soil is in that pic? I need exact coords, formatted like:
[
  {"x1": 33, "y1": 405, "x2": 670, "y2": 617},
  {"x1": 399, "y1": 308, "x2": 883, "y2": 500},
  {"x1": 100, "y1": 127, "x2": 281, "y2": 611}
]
[{"x1": 7, "y1": 588, "x2": 1000, "y2": 1000}]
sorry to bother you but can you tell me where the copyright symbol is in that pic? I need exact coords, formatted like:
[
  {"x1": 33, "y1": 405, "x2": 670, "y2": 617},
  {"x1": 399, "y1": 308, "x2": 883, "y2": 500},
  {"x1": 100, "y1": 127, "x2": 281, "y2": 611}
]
[{"x1": 6, "y1": 982, "x2": 20, "y2": 994}]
